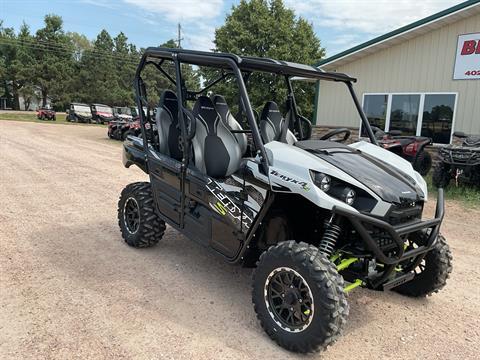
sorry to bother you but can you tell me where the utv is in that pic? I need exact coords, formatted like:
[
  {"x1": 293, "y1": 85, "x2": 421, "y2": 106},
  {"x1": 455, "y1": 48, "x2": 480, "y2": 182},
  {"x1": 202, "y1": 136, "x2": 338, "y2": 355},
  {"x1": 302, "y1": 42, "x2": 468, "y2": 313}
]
[
  {"x1": 372, "y1": 127, "x2": 433, "y2": 175},
  {"x1": 37, "y1": 106, "x2": 56, "y2": 121},
  {"x1": 66, "y1": 102, "x2": 92, "y2": 123},
  {"x1": 91, "y1": 103, "x2": 115, "y2": 124},
  {"x1": 117, "y1": 48, "x2": 452, "y2": 353},
  {"x1": 107, "y1": 118, "x2": 142, "y2": 141},
  {"x1": 433, "y1": 131, "x2": 480, "y2": 188},
  {"x1": 114, "y1": 106, "x2": 134, "y2": 122}
]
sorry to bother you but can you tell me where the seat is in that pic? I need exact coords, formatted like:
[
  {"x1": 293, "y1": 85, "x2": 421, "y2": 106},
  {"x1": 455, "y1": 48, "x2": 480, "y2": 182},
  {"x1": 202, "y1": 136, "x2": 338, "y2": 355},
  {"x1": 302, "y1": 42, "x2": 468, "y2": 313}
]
[
  {"x1": 211, "y1": 94, "x2": 248, "y2": 155},
  {"x1": 259, "y1": 101, "x2": 297, "y2": 145},
  {"x1": 155, "y1": 90, "x2": 182, "y2": 160},
  {"x1": 191, "y1": 96, "x2": 242, "y2": 178}
]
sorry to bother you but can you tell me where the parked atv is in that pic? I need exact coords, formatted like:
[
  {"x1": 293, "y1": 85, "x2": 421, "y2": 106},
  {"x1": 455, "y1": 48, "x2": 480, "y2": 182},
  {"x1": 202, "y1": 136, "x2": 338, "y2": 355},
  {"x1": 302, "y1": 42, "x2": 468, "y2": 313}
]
[
  {"x1": 107, "y1": 118, "x2": 142, "y2": 140},
  {"x1": 372, "y1": 127, "x2": 433, "y2": 175},
  {"x1": 37, "y1": 107, "x2": 56, "y2": 121},
  {"x1": 91, "y1": 104, "x2": 115, "y2": 124},
  {"x1": 117, "y1": 48, "x2": 451, "y2": 353},
  {"x1": 433, "y1": 131, "x2": 480, "y2": 188},
  {"x1": 66, "y1": 102, "x2": 92, "y2": 123}
]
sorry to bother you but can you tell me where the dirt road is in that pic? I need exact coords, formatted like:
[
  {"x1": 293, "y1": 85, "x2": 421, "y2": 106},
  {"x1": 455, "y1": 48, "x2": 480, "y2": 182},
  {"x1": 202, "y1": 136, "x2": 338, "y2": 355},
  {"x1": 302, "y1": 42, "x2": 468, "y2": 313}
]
[{"x1": 0, "y1": 121, "x2": 479, "y2": 360}]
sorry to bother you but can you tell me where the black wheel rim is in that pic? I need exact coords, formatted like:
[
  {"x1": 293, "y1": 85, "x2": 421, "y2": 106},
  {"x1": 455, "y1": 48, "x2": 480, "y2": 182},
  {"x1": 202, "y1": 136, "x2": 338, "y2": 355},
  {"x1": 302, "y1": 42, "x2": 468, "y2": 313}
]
[
  {"x1": 264, "y1": 267, "x2": 314, "y2": 333},
  {"x1": 123, "y1": 197, "x2": 140, "y2": 234}
]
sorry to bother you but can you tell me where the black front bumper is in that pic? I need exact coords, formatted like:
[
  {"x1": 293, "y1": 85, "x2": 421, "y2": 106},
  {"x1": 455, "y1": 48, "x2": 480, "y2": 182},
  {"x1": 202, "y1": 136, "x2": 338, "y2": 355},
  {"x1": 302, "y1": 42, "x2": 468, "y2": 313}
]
[{"x1": 333, "y1": 189, "x2": 444, "y2": 266}]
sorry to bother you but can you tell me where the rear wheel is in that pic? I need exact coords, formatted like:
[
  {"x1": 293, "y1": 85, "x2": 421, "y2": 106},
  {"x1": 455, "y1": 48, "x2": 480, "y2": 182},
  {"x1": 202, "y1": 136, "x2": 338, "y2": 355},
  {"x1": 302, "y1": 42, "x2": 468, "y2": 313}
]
[
  {"x1": 413, "y1": 150, "x2": 432, "y2": 175},
  {"x1": 252, "y1": 241, "x2": 348, "y2": 353},
  {"x1": 432, "y1": 162, "x2": 451, "y2": 188},
  {"x1": 393, "y1": 234, "x2": 452, "y2": 297},
  {"x1": 122, "y1": 130, "x2": 133, "y2": 141},
  {"x1": 118, "y1": 182, "x2": 166, "y2": 248}
]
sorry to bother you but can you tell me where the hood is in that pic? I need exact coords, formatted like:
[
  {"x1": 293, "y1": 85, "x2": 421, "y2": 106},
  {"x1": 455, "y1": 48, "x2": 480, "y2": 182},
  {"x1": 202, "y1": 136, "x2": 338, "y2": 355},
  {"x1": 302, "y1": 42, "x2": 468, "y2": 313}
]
[
  {"x1": 295, "y1": 140, "x2": 425, "y2": 204},
  {"x1": 75, "y1": 111, "x2": 92, "y2": 118},
  {"x1": 96, "y1": 111, "x2": 114, "y2": 118}
]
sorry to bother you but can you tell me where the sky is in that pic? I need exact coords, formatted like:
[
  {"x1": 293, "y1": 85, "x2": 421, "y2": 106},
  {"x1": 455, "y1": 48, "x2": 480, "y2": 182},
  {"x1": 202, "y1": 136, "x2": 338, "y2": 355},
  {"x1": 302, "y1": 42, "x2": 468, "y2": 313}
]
[{"x1": 0, "y1": 0, "x2": 465, "y2": 58}]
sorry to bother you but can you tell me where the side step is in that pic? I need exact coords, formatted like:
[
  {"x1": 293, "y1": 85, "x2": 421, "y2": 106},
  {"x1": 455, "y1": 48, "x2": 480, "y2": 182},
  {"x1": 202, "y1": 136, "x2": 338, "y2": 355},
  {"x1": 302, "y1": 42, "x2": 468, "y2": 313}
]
[{"x1": 382, "y1": 272, "x2": 415, "y2": 291}]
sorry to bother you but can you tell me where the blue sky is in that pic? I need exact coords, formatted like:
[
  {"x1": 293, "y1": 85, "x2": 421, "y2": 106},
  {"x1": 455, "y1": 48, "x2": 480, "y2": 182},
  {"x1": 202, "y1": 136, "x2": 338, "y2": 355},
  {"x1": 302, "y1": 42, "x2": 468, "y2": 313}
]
[{"x1": 1, "y1": 0, "x2": 464, "y2": 57}]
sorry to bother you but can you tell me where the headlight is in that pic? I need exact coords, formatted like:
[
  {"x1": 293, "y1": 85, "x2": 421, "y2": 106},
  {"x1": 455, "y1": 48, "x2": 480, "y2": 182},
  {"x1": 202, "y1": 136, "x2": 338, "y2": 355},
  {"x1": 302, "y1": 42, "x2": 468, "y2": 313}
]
[
  {"x1": 312, "y1": 172, "x2": 331, "y2": 191},
  {"x1": 345, "y1": 188, "x2": 356, "y2": 205},
  {"x1": 310, "y1": 171, "x2": 376, "y2": 211}
]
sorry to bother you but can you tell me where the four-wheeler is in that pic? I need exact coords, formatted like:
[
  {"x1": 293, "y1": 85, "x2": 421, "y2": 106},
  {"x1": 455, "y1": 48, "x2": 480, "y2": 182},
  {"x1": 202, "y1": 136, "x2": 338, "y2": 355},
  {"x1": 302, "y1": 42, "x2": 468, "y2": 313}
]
[
  {"x1": 36, "y1": 106, "x2": 56, "y2": 121},
  {"x1": 433, "y1": 131, "x2": 480, "y2": 188},
  {"x1": 91, "y1": 103, "x2": 115, "y2": 124},
  {"x1": 116, "y1": 48, "x2": 452, "y2": 353},
  {"x1": 66, "y1": 102, "x2": 93, "y2": 123},
  {"x1": 108, "y1": 118, "x2": 142, "y2": 140},
  {"x1": 372, "y1": 127, "x2": 433, "y2": 175}
]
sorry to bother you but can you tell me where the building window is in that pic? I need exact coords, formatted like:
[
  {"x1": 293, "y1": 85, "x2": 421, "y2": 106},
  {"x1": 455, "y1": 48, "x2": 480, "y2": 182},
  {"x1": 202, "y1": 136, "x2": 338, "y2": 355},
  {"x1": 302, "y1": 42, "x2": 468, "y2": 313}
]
[
  {"x1": 421, "y1": 94, "x2": 456, "y2": 144},
  {"x1": 389, "y1": 94, "x2": 420, "y2": 136},
  {"x1": 362, "y1": 93, "x2": 457, "y2": 144},
  {"x1": 362, "y1": 94, "x2": 388, "y2": 136}
]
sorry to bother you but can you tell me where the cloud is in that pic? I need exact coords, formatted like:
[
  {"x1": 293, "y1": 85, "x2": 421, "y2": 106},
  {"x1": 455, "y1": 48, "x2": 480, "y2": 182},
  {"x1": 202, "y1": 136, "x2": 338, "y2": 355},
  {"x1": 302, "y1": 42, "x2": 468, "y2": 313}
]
[
  {"x1": 286, "y1": 0, "x2": 461, "y2": 34},
  {"x1": 123, "y1": 0, "x2": 224, "y2": 21}
]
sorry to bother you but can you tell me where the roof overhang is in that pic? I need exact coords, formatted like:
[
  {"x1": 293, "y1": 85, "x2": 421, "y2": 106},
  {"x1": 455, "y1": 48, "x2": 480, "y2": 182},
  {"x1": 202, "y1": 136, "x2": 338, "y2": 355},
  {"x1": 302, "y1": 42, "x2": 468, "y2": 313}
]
[{"x1": 317, "y1": 0, "x2": 480, "y2": 70}]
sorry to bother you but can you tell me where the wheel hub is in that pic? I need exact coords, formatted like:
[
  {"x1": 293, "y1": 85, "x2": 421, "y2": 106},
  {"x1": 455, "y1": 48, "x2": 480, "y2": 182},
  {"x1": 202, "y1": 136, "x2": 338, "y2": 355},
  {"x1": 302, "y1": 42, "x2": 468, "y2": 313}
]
[
  {"x1": 264, "y1": 267, "x2": 314, "y2": 333},
  {"x1": 123, "y1": 197, "x2": 140, "y2": 234}
]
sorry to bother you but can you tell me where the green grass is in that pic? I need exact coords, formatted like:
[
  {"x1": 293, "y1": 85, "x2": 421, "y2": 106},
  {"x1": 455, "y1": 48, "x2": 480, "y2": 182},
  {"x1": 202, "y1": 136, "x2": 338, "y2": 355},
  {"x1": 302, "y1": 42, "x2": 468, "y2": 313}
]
[
  {"x1": 426, "y1": 173, "x2": 480, "y2": 209},
  {"x1": 0, "y1": 112, "x2": 106, "y2": 127}
]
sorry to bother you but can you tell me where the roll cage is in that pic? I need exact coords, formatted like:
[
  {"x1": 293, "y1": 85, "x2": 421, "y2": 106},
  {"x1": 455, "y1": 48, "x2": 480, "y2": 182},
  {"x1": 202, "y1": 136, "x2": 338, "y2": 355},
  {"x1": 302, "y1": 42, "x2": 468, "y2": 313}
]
[{"x1": 133, "y1": 47, "x2": 378, "y2": 175}]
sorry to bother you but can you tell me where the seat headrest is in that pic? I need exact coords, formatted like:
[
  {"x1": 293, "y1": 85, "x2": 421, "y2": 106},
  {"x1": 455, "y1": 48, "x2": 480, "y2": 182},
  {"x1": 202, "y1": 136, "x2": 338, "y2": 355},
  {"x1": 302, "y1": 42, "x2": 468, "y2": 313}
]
[
  {"x1": 260, "y1": 101, "x2": 282, "y2": 122},
  {"x1": 193, "y1": 96, "x2": 218, "y2": 120},
  {"x1": 159, "y1": 90, "x2": 178, "y2": 118},
  {"x1": 211, "y1": 94, "x2": 230, "y2": 121}
]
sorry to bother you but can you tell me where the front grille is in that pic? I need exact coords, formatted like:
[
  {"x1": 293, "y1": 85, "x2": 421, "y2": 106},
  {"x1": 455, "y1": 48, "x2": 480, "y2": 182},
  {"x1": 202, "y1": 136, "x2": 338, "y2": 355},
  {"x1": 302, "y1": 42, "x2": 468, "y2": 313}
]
[{"x1": 386, "y1": 201, "x2": 423, "y2": 226}]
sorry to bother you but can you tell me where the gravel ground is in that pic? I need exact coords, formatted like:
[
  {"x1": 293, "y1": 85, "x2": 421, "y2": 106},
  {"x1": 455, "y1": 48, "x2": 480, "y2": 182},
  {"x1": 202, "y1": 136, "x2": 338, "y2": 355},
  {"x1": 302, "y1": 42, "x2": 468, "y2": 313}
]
[{"x1": 0, "y1": 120, "x2": 479, "y2": 360}]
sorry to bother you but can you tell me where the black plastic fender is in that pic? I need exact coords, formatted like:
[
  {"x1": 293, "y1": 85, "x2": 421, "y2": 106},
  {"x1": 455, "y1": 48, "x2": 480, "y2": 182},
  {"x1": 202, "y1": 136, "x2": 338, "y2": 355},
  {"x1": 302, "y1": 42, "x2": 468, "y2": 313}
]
[{"x1": 123, "y1": 136, "x2": 148, "y2": 173}]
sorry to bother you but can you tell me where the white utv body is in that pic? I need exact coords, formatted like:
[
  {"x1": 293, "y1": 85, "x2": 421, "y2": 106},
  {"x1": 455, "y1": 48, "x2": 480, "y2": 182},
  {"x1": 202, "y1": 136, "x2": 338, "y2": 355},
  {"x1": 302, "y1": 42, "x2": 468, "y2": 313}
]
[{"x1": 117, "y1": 48, "x2": 451, "y2": 354}]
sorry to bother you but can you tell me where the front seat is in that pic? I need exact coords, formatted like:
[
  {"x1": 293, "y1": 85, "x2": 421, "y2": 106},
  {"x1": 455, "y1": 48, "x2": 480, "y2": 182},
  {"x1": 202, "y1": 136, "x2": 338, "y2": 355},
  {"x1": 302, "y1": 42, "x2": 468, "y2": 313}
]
[
  {"x1": 192, "y1": 96, "x2": 242, "y2": 178},
  {"x1": 155, "y1": 90, "x2": 182, "y2": 160},
  {"x1": 259, "y1": 101, "x2": 297, "y2": 145},
  {"x1": 211, "y1": 94, "x2": 248, "y2": 155}
]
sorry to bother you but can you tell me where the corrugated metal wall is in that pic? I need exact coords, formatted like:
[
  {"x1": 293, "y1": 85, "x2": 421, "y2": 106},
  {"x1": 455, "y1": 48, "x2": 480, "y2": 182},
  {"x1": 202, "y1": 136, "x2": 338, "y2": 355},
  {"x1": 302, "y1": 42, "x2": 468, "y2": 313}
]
[{"x1": 316, "y1": 12, "x2": 480, "y2": 134}]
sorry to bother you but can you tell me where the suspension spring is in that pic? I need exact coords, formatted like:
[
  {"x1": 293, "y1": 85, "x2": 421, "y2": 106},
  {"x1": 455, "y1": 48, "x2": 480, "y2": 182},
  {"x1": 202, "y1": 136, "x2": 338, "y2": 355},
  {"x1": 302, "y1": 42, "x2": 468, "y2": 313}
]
[{"x1": 318, "y1": 220, "x2": 342, "y2": 257}]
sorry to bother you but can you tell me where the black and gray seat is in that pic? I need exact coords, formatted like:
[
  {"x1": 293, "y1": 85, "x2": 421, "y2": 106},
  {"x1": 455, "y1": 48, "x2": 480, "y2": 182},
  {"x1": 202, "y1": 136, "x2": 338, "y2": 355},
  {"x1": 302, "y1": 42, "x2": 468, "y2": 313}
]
[
  {"x1": 192, "y1": 96, "x2": 242, "y2": 178},
  {"x1": 155, "y1": 90, "x2": 182, "y2": 160},
  {"x1": 259, "y1": 101, "x2": 297, "y2": 145},
  {"x1": 211, "y1": 94, "x2": 248, "y2": 155}
]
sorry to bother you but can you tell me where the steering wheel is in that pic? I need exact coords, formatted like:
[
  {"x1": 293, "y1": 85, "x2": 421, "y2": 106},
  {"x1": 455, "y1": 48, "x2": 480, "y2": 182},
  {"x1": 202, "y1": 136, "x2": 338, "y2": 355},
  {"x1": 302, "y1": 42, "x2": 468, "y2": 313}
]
[{"x1": 319, "y1": 128, "x2": 351, "y2": 142}]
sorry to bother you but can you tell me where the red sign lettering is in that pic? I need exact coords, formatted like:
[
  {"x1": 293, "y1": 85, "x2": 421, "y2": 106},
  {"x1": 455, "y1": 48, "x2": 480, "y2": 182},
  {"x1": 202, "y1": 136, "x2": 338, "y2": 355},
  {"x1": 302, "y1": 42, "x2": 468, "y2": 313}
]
[
  {"x1": 461, "y1": 40, "x2": 477, "y2": 55},
  {"x1": 477, "y1": 41, "x2": 480, "y2": 54}
]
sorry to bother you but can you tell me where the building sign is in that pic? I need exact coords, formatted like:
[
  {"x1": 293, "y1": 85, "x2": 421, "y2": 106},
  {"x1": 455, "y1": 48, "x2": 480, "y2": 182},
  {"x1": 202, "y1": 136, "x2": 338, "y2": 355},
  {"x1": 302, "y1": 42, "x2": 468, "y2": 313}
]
[{"x1": 453, "y1": 33, "x2": 480, "y2": 80}]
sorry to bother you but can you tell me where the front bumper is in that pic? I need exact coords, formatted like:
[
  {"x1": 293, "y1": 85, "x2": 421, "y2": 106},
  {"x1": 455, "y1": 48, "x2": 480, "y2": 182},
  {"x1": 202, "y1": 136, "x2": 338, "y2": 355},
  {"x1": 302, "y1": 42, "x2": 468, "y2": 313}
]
[{"x1": 333, "y1": 189, "x2": 444, "y2": 266}]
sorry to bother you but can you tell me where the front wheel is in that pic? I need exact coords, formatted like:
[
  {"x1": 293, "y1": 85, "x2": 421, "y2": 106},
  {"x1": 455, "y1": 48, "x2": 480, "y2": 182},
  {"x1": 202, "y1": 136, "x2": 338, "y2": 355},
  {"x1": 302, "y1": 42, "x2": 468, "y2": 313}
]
[
  {"x1": 118, "y1": 182, "x2": 166, "y2": 248},
  {"x1": 432, "y1": 162, "x2": 451, "y2": 188},
  {"x1": 393, "y1": 234, "x2": 452, "y2": 297},
  {"x1": 252, "y1": 241, "x2": 349, "y2": 353},
  {"x1": 413, "y1": 150, "x2": 432, "y2": 176}
]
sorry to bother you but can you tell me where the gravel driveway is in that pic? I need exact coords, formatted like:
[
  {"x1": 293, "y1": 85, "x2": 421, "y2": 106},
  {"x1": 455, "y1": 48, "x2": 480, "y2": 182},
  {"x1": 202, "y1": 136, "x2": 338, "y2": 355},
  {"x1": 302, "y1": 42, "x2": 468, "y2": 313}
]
[{"x1": 0, "y1": 120, "x2": 479, "y2": 359}]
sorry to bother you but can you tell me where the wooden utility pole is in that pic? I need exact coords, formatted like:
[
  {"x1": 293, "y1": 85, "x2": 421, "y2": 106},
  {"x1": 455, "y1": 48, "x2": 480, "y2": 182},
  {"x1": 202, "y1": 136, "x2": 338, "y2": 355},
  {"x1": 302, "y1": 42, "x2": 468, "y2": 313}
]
[{"x1": 177, "y1": 23, "x2": 184, "y2": 48}]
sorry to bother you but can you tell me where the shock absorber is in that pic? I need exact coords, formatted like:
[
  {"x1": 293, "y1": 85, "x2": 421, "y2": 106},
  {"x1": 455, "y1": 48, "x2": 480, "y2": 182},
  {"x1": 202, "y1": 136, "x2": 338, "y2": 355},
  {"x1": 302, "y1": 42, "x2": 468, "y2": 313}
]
[{"x1": 318, "y1": 216, "x2": 342, "y2": 257}]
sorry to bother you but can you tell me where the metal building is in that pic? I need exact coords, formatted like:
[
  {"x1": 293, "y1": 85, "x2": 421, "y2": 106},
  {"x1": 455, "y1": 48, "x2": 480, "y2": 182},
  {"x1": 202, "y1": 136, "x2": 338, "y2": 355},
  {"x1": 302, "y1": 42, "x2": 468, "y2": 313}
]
[{"x1": 314, "y1": 0, "x2": 480, "y2": 144}]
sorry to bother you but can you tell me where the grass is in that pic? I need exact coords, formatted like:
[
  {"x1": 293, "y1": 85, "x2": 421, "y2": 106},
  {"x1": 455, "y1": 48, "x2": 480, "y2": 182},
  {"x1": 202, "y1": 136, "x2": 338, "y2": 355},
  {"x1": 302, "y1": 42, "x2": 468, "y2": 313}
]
[
  {"x1": 0, "y1": 112, "x2": 106, "y2": 127},
  {"x1": 426, "y1": 173, "x2": 480, "y2": 209}
]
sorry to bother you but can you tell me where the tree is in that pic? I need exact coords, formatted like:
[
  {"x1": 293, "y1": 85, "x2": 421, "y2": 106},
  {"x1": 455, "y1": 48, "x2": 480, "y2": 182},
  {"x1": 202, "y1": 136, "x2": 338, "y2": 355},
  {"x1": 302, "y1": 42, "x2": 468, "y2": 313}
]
[
  {"x1": 31, "y1": 15, "x2": 74, "y2": 107},
  {"x1": 212, "y1": 0, "x2": 325, "y2": 120}
]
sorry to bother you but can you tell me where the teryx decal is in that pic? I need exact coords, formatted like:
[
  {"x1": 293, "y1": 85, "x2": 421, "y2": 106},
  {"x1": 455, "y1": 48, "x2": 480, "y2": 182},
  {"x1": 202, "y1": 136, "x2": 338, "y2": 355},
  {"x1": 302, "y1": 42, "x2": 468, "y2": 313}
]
[
  {"x1": 270, "y1": 169, "x2": 310, "y2": 191},
  {"x1": 206, "y1": 179, "x2": 253, "y2": 230}
]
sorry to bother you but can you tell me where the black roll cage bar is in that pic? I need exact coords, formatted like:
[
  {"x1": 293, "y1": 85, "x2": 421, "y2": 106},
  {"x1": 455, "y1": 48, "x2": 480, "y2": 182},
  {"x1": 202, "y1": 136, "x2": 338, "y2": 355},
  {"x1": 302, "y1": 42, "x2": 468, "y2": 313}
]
[{"x1": 133, "y1": 47, "x2": 378, "y2": 176}]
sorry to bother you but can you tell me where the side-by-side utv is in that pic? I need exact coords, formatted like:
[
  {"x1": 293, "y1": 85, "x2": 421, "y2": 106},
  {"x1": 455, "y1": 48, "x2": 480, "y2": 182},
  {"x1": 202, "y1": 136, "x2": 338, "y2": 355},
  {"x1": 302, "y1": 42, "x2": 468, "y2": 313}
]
[
  {"x1": 116, "y1": 48, "x2": 452, "y2": 353},
  {"x1": 66, "y1": 102, "x2": 92, "y2": 123}
]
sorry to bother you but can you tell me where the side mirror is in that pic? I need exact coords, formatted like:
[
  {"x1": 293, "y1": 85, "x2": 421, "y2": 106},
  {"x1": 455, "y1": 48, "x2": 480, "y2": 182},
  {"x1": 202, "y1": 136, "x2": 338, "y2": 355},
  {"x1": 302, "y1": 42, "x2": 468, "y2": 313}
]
[{"x1": 453, "y1": 131, "x2": 467, "y2": 138}]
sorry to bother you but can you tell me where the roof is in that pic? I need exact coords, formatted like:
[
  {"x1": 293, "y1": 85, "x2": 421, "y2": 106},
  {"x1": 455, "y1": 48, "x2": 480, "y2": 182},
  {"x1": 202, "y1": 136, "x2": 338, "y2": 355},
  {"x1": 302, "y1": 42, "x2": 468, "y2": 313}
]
[
  {"x1": 143, "y1": 47, "x2": 357, "y2": 83},
  {"x1": 317, "y1": 0, "x2": 480, "y2": 69}
]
